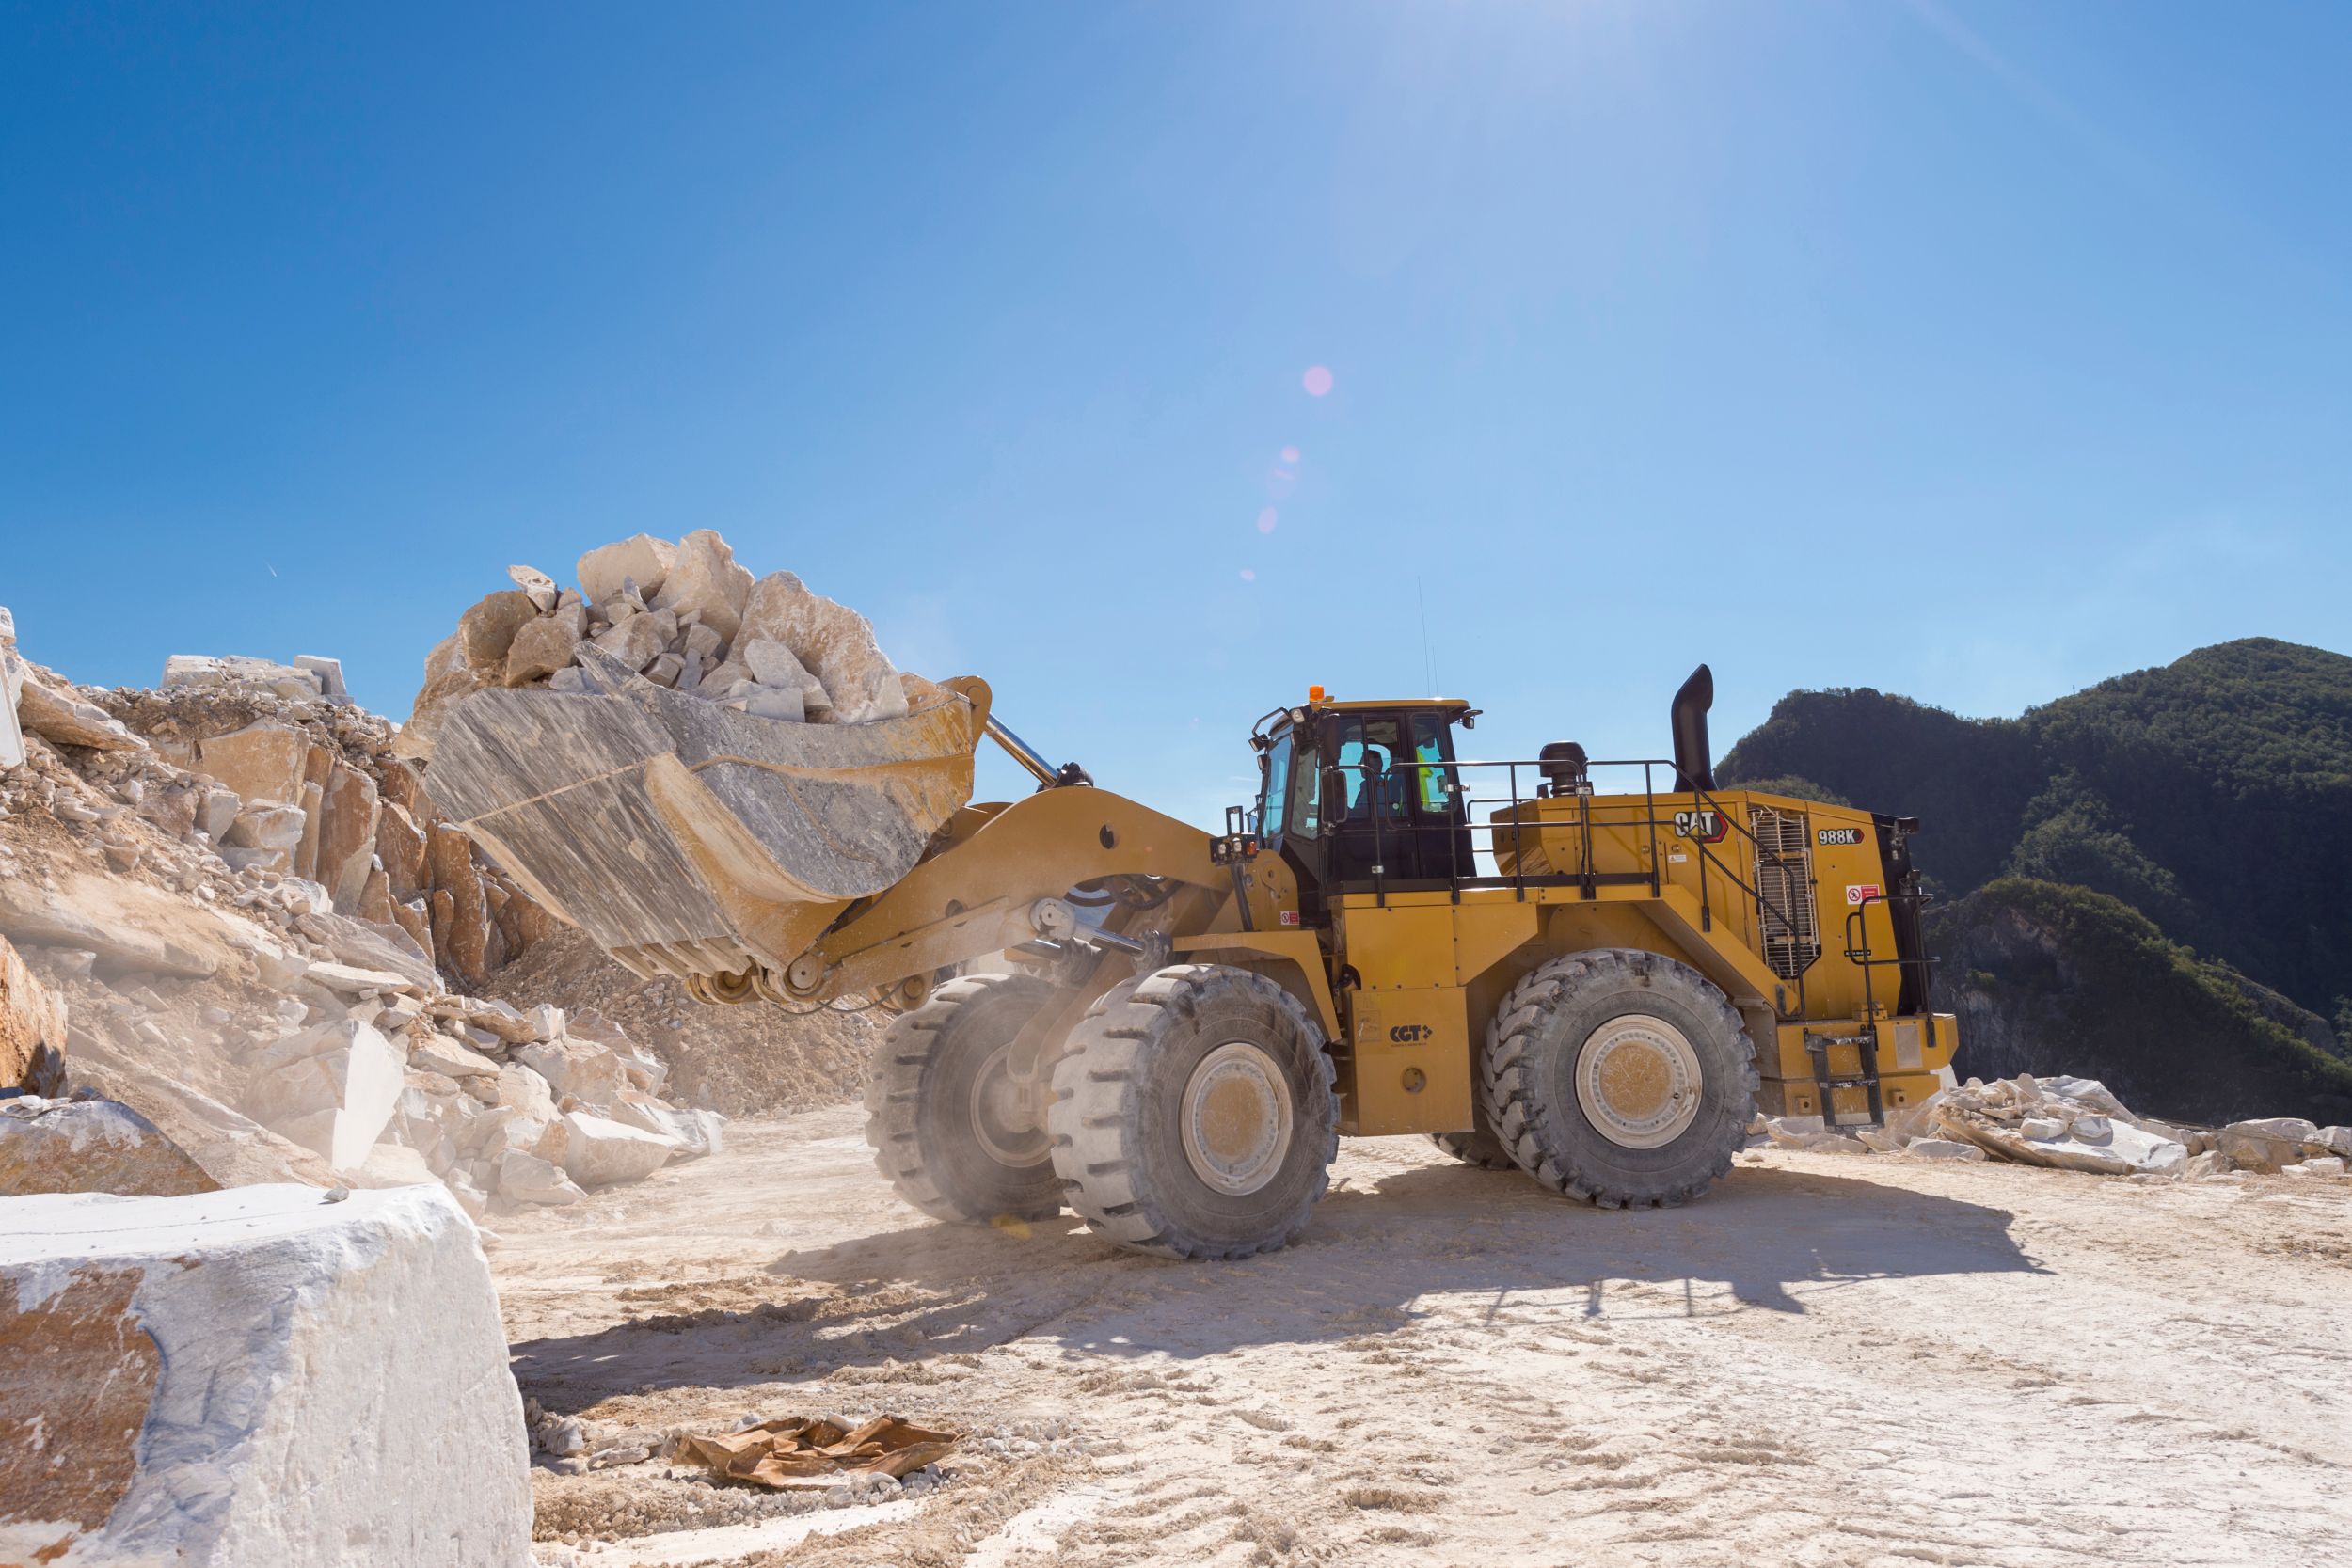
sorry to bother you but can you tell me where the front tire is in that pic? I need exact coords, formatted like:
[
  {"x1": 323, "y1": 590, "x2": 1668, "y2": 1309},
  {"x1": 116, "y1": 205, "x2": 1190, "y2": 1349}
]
[
  {"x1": 1048, "y1": 964, "x2": 1338, "y2": 1259},
  {"x1": 863, "y1": 974, "x2": 1067, "y2": 1225},
  {"x1": 1480, "y1": 949, "x2": 1756, "y2": 1208}
]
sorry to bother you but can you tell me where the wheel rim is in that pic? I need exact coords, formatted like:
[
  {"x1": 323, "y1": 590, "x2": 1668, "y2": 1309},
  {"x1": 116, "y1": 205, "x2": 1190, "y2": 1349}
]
[
  {"x1": 1180, "y1": 1041, "x2": 1295, "y2": 1196},
  {"x1": 1574, "y1": 1012, "x2": 1703, "y2": 1149},
  {"x1": 969, "y1": 1042, "x2": 1050, "y2": 1168}
]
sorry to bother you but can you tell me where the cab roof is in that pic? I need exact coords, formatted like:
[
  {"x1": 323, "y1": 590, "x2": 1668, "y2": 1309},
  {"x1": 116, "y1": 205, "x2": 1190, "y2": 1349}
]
[
  {"x1": 1313, "y1": 696, "x2": 1472, "y2": 713},
  {"x1": 1254, "y1": 695, "x2": 1476, "y2": 748}
]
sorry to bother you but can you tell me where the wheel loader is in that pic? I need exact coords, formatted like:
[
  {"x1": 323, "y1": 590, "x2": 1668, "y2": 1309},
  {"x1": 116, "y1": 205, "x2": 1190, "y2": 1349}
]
[{"x1": 425, "y1": 655, "x2": 1956, "y2": 1259}]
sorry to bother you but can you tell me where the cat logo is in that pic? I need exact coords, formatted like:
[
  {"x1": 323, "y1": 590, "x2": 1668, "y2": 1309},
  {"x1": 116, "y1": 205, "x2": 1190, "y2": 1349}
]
[
  {"x1": 1672, "y1": 808, "x2": 1728, "y2": 844},
  {"x1": 1817, "y1": 827, "x2": 1864, "y2": 847},
  {"x1": 1389, "y1": 1024, "x2": 1431, "y2": 1044}
]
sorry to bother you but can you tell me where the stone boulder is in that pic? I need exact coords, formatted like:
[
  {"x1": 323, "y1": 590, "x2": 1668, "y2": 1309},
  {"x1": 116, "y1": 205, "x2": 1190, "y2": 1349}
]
[
  {"x1": 496, "y1": 1148, "x2": 583, "y2": 1206},
  {"x1": 376, "y1": 800, "x2": 430, "y2": 895},
  {"x1": 0, "y1": 879, "x2": 220, "y2": 979},
  {"x1": 316, "y1": 762, "x2": 382, "y2": 911},
  {"x1": 196, "y1": 721, "x2": 310, "y2": 808},
  {"x1": 458, "y1": 589, "x2": 540, "y2": 673},
  {"x1": 0, "y1": 605, "x2": 24, "y2": 769},
  {"x1": 2217, "y1": 1117, "x2": 2321, "y2": 1173},
  {"x1": 506, "y1": 563, "x2": 560, "y2": 610},
  {"x1": 591, "y1": 608, "x2": 669, "y2": 671},
  {"x1": 411, "y1": 1034, "x2": 501, "y2": 1080},
  {"x1": 606, "y1": 1089, "x2": 724, "y2": 1161},
  {"x1": 501, "y1": 615, "x2": 578, "y2": 687},
  {"x1": 63, "y1": 1050, "x2": 342, "y2": 1192},
  {"x1": 222, "y1": 799, "x2": 307, "y2": 874},
  {"x1": 493, "y1": 1061, "x2": 556, "y2": 1122},
  {"x1": 242, "y1": 1019, "x2": 408, "y2": 1171},
  {"x1": 651, "y1": 529, "x2": 753, "y2": 642},
  {"x1": 737, "y1": 570, "x2": 909, "y2": 723},
  {"x1": 162, "y1": 653, "x2": 326, "y2": 700},
  {"x1": 0, "y1": 1184, "x2": 529, "y2": 1566},
  {"x1": 516, "y1": 1037, "x2": 628, "y2": 1110},
  {"x1": 0, "y1": 1097, "x2": 221, "y2": 1197},
  {"x1": 2, "y1": 933, "x2": 67, "y2": 1091},
  {"x1": 558, "y1": 1110, "x2": 679, "y2": 1188},
  {"x1": 293, "y1": 654, "x2": 348, "y2": 702},
  {"x1": 576, "y1": 533, "x2": 677, "y2": 607},
  {"x1": 16, "y1": 671, "x2": 141, "y2": 751}
]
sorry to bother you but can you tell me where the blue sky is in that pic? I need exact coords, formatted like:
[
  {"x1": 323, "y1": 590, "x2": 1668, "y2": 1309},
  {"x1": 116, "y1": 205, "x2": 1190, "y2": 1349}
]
[{"x1": 7, "y1": 2, "x2": 2348, "y2": 823}]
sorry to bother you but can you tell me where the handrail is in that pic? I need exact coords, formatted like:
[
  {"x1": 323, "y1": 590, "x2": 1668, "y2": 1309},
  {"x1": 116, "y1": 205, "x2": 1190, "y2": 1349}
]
[{"x1": 1309, "y1": 753, "x2": 1824, "y2": 1017}]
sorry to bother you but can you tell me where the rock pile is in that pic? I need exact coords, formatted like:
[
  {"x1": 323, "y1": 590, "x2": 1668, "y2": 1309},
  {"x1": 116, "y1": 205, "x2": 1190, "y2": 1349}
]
[
  {"x1": 0, "y1": 608, "x2": 722, "y2": 1215},
  {"x1": 364, "y1": 992, "x2": 725, "y2": 1215},
  {"x1": 400, "y1": 530, "x2": 924, "y2": 760},
  {"x1": 1759, "y1": 1071, "x2": 2352, "y2": 1181},
  {"x1": 1926, "y1": 1075, "x2": 2190, "y2": 1175},
  {"x1": 103, "y1": 659, "x2": 559, "y2": 988}
]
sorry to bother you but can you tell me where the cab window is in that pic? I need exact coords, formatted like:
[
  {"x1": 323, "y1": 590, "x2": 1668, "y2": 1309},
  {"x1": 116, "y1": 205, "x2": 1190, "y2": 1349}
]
[
  {"x1": 1410, "y1": 713, "x2": 1455, "y2": 816},
  {"x1": 1331, "y1": 716, "x2": 1410, "y2": 820},
  {"x1": 1289, "y1": 733, "x2": 1322, "y2": 838},
  {"x1": 1259, "y1": 734, "x2": 1292, "y2": 838}
]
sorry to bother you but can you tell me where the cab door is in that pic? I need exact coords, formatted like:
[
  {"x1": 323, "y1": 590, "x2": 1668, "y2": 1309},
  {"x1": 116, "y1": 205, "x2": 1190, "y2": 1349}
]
[{"x1": 1322, "y1": 711, "x2": 1470, "y2": 887}]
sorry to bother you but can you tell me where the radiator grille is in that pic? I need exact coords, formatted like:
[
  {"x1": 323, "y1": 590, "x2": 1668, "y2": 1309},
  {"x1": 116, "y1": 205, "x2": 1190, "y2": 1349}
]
[{"x1": 1749, "y1": 806, "x2": 1820, "y2": 980}]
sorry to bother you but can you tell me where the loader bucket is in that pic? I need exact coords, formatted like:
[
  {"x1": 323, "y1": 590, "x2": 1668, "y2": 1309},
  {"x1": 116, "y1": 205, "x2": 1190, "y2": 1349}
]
[{"x1": 418, "y1": 665, "x2": 987, "y2": 984}]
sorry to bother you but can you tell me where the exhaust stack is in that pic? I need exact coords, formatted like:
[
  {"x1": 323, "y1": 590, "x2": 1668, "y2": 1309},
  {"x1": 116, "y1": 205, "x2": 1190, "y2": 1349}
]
[{"x1": 1670, "y1": 664, "x2": 1716, "y2": 793}]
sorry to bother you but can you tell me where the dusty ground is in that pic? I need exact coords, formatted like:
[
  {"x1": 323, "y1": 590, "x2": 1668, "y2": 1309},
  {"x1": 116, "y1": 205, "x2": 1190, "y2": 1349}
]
[{"x1": 496, "y1": 1108, "x2": 2352, "y2": 1568}]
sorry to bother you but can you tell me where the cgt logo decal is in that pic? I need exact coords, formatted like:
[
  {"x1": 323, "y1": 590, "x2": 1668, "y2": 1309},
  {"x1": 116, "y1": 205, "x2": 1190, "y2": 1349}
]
[
  {"x1": 1672, "y1": 808, "x2": 1728, "y2": 844},
  {"x1": 1389, "y1": 1024, "x2": 1432, "y2": 1044}
]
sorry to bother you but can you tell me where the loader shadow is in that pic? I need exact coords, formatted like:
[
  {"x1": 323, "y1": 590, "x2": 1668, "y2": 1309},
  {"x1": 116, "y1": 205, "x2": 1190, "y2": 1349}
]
[{"x1": 510, "y1": 1159, "x2": 2045, "y2": 1410}]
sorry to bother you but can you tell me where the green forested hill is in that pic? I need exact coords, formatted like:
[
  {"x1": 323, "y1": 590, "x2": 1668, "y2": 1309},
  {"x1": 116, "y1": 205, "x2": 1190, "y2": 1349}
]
[{"x1": 1718, "y1": 638, "x2": 2352, "y2": 1124}]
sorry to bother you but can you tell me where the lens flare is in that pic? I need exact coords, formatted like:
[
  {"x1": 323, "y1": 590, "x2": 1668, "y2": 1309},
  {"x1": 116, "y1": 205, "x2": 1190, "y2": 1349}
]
[
  {"x1": 1239, "y1": 568, "x2": 1257, "y2": 582},
  {"x1": 1280, "y1": 446, "x2": 1300, "y2": 464},
  {"x1": 1256, "y1": 508, "x2": 1279, "y2": 534},
  {"x1": 1301, "y1": 366, "x2": 1333, "y2": 397}
]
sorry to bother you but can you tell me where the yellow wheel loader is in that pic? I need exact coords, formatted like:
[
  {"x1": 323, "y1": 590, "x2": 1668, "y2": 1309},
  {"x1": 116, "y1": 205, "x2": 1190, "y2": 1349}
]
[{"x1": 426, "y1": 657, "x2": 1955, "y2": 1259}]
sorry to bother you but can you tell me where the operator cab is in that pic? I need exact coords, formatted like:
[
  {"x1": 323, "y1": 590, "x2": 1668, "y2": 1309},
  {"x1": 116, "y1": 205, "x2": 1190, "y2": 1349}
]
[{"x1": 1251, "y1": 690, "x2": 1478, "y2": 922}]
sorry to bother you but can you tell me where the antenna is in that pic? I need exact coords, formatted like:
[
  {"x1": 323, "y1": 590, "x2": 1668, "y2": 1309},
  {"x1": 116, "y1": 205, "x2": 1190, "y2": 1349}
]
[{"x1": 1416, "y1": 577, "x2": 1437, "y2": 697}]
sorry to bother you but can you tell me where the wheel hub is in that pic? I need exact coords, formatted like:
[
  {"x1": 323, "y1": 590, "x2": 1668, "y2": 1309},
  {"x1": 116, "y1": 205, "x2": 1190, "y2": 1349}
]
[
  {"x1": 1574, "y1": 1013, "x2": 1702, "y2": 1149},
  {"x1": 1180, "y1": 1041, "x2": 1295, "y2": 1196},
  {"x1": 969, "y1": 1043, "x2": 1050, "y2": 1168}
]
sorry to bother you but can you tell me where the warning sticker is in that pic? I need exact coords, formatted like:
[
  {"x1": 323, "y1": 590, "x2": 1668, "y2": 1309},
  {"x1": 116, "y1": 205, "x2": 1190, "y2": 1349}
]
[{"x1": 1845, "y1": 884, "x2": 1883, "y2": 905}]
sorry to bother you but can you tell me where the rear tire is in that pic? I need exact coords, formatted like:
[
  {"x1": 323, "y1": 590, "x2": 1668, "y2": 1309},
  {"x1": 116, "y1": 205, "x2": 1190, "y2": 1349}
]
[
  {"x1": 1429, "y1": 1096, "x2": 1515, "y2": 1169},
  {"x1": 1479, "y1": 949, "x2": 1756, "y2": 1208},
  {"x1": 863, "y1": 974, "x2": 1067, "y2": 1225},
  {"x1": 1049, "y1": 964, "x2": 1338, "y2": 1259}
]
